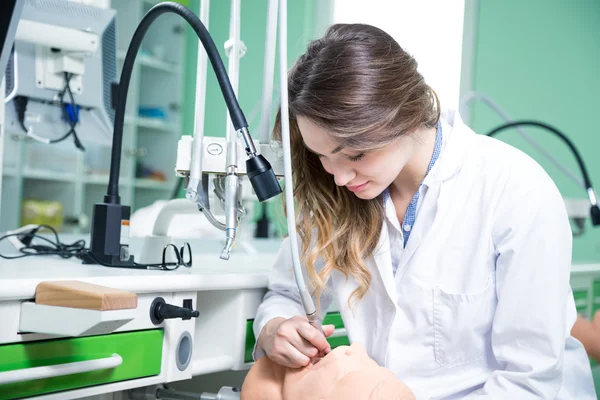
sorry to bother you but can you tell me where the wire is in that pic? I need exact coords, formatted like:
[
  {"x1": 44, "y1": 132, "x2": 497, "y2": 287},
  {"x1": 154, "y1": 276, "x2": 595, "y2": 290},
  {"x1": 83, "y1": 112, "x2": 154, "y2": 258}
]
[
  {"x1": 0, "y1": 225, "x2": 85, "y2": 260},
  {"x1": 0, "y1": 225, "x2": 191, "y2": 271},
  {"x1": 14, "y1": 72, "x2": 84, "y2": 150}
]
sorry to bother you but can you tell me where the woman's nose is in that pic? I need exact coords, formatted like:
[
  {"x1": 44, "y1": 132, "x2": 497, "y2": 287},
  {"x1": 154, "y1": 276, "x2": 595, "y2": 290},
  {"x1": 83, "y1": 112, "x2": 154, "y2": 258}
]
[{"x1": 333, "y1": 165, "x2": 356, "y2": 187}]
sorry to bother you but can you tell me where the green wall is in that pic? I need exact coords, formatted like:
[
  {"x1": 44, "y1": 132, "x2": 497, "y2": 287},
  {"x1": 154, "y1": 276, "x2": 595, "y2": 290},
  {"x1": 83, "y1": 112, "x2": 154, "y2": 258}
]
[
  {"x1": 179, "y1": 0, "x2": 327, "y2": 235},
  {"x1": 468, "y1": 0, "x2": 600, "y2": 262}
]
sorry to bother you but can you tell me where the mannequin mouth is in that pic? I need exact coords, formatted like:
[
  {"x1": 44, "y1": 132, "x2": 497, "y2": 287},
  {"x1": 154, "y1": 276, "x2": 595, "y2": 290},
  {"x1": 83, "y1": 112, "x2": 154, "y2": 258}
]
[{"x1": 346, "y1": 182, "x2": 369, "y2": 193}]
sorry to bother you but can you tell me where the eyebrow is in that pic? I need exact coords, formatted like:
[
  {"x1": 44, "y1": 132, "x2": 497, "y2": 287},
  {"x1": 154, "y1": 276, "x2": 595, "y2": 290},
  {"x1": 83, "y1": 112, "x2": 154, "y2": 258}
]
[{"x1": 305, "y1": 143, "x2": 344, "y2": 155}]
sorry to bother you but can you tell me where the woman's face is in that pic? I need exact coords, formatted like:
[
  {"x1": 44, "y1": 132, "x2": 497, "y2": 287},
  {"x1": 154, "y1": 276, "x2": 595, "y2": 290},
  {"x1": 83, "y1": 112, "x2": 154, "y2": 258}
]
[{"x1": 297, "y1": 117, "x2": 417, "y2": 200}]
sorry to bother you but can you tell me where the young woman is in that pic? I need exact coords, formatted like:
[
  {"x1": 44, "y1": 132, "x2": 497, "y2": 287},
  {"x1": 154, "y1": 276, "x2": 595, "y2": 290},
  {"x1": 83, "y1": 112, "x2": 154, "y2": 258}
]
[{"x1": 252, "y1": 23, "x2": 595, "y2": 399}]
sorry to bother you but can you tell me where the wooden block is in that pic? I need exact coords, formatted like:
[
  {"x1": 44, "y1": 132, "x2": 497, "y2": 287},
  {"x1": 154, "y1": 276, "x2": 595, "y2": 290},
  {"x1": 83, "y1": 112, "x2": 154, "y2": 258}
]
[{"x1": 35, "y1": 280, "x2": 138, "y2": 311}]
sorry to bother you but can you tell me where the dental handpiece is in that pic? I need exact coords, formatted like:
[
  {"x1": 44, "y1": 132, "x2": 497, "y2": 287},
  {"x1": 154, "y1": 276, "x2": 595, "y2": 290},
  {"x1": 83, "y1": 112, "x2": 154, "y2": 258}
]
[
  {"x1": 220, "y1": 171, "x2": 239, "y2": 260},
  {"x1": 308, "y1": 313, "x2": 327, "y2": 363},
  {"x1": 301, "y1": 287, "x2": 327, "y2": 362}
]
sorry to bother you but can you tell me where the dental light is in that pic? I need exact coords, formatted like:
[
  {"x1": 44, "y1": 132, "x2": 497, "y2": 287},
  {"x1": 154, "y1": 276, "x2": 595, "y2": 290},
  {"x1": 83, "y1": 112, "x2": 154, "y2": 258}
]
[{"x1": 486, "y1": 120, "x2": 600, "y2": 228}]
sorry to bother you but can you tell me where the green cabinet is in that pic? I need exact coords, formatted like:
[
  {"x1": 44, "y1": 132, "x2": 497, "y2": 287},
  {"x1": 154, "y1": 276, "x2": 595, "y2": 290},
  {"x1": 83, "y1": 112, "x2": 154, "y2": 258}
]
[{"x1": 0, "y1": 329, "x2": 163, "y2": 400}]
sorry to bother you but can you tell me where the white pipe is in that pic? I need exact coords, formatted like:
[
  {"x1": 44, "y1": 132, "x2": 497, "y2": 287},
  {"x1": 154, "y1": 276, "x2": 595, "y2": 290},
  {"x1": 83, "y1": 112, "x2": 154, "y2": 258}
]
[
  {"x1": 0, "y1": 354, "x2": 122, "y2": 385},
  {"x1": 279, "y1": 0, "x2": 312, "y2": 312},
  {"x1": 225, "y1": 0, "x2": 242, "y2": 147},
  {"x1": 259, "y1": 0, "x2": 279, "y2": 144},
  {"x1": 188, "y1": 0, "x2": 210, "y2": 185}
]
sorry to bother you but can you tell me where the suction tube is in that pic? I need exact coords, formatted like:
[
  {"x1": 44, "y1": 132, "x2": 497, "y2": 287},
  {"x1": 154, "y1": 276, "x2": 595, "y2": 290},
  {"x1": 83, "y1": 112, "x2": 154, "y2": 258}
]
[{"x1": 278, "y1": 0, "x2": 323, "y2": 333}]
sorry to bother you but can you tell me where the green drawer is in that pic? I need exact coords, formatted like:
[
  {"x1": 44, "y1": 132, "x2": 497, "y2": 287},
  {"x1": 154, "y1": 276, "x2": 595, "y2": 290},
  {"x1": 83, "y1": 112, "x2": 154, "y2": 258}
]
[
  {"x1": 244, "y1": 312, "x2": 349, "y2": 363},
  {"x1": 0, "y1": 329, "x2": 163, "y2": 400}
]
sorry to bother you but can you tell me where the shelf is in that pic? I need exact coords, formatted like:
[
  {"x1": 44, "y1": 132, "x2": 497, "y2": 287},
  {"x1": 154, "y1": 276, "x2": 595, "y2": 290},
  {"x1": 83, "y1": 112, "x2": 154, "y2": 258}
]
[
  {"x1": 124, "y1": 116, "x2": 181, "y2": 134},
  {"x1": 22, "y1": 168, "x2": 76, "y2": 182},
  {"x1": 134, "y1": 178, "x2": 173, "y2": 190},
  {"x1": 84, "y1": 174, "x2": 132, "y2": 186},
  {"x1": 137, "y1": 117, "x2": 181, "y2": 133},
  {"x1": 117, "y1": 50, "x2": 180, "y2": 74}
]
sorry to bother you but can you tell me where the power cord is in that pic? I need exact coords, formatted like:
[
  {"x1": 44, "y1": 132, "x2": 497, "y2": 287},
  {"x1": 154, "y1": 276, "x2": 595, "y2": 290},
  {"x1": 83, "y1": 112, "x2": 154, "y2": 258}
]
[
  {"x1": 0, "y1": 225, "x2": 85, "y2": 260},
  {"x1": 13, "y1": 72, "x2": 85, "y2": 151},
  {"x1": 0, "y1": 225, "x2": 191, "y2": 271}
]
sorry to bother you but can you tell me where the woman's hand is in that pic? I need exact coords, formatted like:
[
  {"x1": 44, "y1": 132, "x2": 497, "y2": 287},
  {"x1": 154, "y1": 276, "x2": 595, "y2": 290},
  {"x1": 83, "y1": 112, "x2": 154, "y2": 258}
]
[{"x1": 257, "y1": 316, "x2": 335, "y2": 368}]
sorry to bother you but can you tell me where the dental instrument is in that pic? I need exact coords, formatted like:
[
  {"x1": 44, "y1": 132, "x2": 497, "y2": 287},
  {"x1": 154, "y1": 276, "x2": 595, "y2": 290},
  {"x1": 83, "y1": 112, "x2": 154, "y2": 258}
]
[{"x1": 277, "y1": 0, "x2": 326, "y2": 348}]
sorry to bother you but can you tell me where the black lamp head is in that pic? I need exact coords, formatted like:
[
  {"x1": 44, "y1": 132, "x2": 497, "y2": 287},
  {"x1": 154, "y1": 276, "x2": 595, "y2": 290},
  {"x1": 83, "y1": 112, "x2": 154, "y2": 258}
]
[
  {"x1": 246, "y1": 155, "x2": 282, "y2": 202},
  {"x1": 591, "y1": 204, "x2": 600, "y2": 226}
]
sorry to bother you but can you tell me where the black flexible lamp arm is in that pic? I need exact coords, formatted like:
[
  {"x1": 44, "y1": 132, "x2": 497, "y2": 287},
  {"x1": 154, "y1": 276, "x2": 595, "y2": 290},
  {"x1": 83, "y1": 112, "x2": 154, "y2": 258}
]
[
  {"x1": 106, "y1": 1, "x2": 278, "y2": 204},
  {"x1": 486, "y1": 120, "x2": 600, "y2": 226}
]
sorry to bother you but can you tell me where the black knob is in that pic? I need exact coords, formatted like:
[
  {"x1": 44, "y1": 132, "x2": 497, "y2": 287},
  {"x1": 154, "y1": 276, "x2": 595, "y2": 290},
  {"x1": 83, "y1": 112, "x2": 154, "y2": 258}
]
[{"x1": 150, "y1": 297, "x2": 199, "y2": 325}]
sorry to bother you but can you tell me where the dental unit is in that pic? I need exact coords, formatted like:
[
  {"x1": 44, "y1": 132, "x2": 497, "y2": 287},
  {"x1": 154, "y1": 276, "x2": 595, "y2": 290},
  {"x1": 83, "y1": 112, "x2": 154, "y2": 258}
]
[{"x1": 81, "y1": 0, "x2": 324, "y2": 339}]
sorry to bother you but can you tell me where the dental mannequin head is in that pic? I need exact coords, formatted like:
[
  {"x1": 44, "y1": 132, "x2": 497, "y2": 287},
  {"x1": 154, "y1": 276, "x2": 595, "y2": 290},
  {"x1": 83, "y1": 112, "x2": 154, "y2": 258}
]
[{"x1": 241, "y1": 343, "x2": 415, "y2": 400}]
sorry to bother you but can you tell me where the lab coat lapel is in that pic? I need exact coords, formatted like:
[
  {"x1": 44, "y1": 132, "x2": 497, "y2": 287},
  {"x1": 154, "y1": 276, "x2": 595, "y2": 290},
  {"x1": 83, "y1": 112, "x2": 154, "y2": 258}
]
[
  {"x1": 371, "y1": 221, "x2": 398, "y2": 302},
  {"x1": 394, "y1": 109, "x2": 471, "y2": 279},
  {"x1": 395, "y1": 183, "x2": 442, "y2": 280}
]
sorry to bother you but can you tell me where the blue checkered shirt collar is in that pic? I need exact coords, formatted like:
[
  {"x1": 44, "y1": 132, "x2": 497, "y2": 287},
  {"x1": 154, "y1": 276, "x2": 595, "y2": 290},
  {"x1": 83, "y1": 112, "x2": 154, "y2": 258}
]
[{"x1": 383, "y1": 121, "x2": 443, "y2": 247}]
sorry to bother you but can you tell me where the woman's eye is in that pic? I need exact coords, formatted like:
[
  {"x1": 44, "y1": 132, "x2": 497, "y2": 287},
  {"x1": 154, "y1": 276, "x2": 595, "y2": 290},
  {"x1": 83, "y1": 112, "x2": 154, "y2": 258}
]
[{"x1": 348, "y1": 153, "x2": 365, "y2": 162}]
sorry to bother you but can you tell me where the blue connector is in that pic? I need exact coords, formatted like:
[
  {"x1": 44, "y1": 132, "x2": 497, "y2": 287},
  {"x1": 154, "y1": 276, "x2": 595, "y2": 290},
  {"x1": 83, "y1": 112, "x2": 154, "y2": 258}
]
[{"x1": 63, "y1": 104, "x2": 80, "y2": 124}]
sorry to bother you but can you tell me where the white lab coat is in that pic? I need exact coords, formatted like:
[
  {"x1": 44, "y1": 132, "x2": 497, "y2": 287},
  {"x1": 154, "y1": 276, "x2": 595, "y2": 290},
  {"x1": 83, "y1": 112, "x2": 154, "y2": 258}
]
[{"x1": 253, "y1": 110, "x2": 596, "y2": 399}]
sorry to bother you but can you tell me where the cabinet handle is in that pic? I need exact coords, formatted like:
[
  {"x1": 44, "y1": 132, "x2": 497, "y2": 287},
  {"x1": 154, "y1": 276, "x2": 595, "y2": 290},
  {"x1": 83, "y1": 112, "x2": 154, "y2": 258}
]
[{"x1": 0, "y1": 353, "x2": 122, "y2": 385}]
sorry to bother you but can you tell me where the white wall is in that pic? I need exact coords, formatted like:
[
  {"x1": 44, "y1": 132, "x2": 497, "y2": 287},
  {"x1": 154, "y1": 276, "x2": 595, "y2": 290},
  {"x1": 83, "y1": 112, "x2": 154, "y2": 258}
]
[{"x1": 332, "y1": 0, "x2": 465, "y2": 110}]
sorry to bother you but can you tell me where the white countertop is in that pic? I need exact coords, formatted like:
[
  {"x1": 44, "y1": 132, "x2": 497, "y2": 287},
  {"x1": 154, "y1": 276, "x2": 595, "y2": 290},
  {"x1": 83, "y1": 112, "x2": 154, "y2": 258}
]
[
  {"x1": 1, "y1": 233, "x2": 599, "y2": 301},
  {"x1": 0, "y1": 252, "x2": 278, "y2": 301}
]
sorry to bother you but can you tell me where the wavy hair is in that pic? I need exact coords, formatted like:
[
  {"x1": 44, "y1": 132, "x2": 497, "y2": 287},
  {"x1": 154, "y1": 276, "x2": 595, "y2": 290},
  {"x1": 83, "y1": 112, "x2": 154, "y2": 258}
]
[{"x1": 273, "y1": 23, "x2": 440, "y2": 309}]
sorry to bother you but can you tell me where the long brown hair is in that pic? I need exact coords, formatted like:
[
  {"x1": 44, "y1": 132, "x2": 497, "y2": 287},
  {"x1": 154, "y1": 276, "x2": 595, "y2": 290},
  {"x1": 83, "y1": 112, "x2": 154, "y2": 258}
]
[{"x1": 273, "y1": 23, "x2": 440, "y2": 309}]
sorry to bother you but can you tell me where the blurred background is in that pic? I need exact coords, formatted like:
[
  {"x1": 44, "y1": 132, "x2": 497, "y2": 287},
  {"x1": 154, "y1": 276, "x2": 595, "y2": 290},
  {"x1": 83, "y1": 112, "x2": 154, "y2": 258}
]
[
  {"x1": 4, "y1": 0, "x2": 599, "y2": 262},
  {"x1": 2, "y1": 0, "x2": 600, "y2": 396}
]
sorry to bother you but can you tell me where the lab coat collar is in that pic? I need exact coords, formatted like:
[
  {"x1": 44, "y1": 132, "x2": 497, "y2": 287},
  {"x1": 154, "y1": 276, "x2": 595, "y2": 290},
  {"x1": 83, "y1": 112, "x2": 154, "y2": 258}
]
[{"x1": 422, "y1": 109, "x2": 473, "y2": 187}]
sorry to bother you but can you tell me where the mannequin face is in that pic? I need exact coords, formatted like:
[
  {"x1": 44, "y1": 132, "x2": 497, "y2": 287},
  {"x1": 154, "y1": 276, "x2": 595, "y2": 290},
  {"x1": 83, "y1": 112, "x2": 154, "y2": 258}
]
[
  {"x1": 242, "y1": 343, "x2": 411, "y2": 400},
  {"x1": 282, "y1": 343, "x2": 379, "y2": 400}
]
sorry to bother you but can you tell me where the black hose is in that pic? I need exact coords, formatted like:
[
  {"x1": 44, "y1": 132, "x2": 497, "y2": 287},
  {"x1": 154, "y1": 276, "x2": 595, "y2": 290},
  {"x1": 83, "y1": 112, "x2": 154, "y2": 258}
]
[
  {"x1": 106, "y1": 1, "x2": 248, "y2": 203},
  {"x1": 485, "y1": 120, "x2": 593, "y2": 190}
]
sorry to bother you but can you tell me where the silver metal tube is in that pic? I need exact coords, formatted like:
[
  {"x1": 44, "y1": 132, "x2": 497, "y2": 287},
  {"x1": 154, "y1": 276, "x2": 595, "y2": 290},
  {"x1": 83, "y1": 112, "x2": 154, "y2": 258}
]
[
  {"x1": 202, "y1": 205, "x2": 226, "y2": 231},
  {"x1": 220, "y1": 172, "x2": 240, "y2": 260},
  {"x1": 237, "y1": 126, "x2": 258, "y2": 157},
  {"x1": 588, "y1": 187, "x2": 597, "y2": 206}
]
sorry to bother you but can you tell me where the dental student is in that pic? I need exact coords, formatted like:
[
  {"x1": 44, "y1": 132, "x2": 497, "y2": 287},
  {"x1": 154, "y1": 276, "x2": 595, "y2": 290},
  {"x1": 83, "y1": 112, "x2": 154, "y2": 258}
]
[{"x1": 252, "y1": 23, "x2": 596, "y2": 399}]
